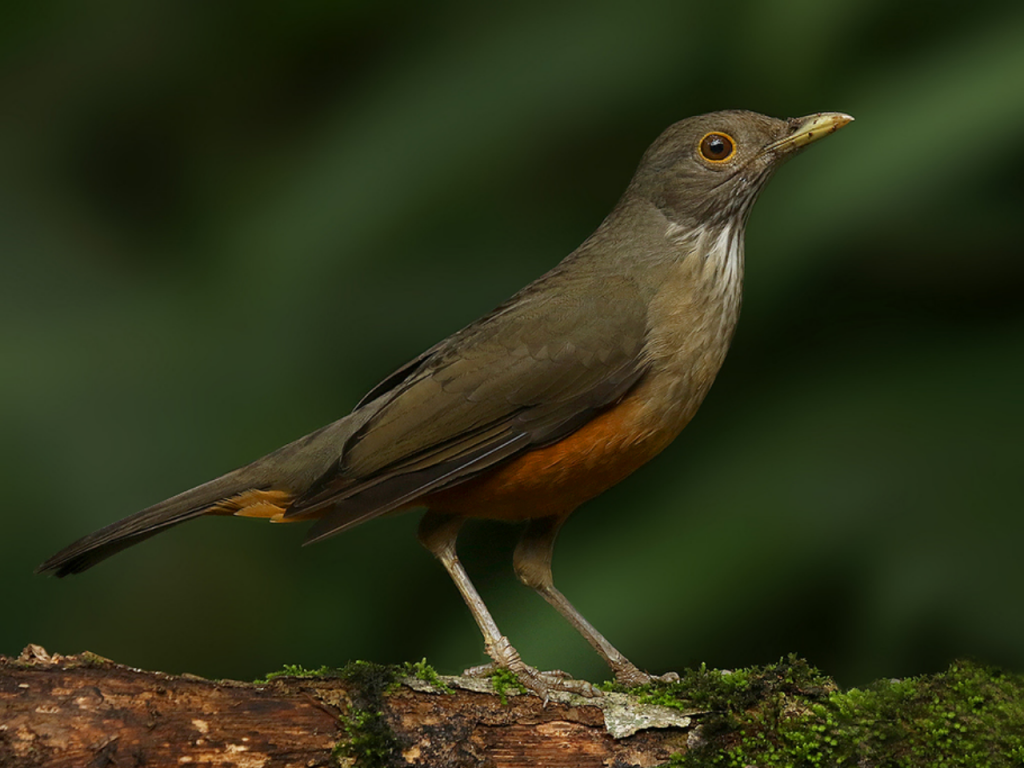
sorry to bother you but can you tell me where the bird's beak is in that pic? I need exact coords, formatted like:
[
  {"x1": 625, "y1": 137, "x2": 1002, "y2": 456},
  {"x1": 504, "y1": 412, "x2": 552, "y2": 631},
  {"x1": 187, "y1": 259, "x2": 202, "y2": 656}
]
[{"x1": 765, "y1": 112, "x2": 854, "y2": 154}]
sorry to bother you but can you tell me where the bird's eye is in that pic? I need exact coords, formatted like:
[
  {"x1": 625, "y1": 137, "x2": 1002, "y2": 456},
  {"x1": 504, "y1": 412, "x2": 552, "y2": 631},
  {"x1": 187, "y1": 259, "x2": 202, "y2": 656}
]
[{"x1": 699, "y1": 132, "x2": 736, "y2": 163}]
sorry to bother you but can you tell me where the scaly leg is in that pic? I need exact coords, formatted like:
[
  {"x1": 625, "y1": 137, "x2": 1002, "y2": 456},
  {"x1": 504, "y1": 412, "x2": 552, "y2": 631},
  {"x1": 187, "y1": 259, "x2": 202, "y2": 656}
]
[
  {"x1": 513, "y1": 514, "x2": 677, "y2": 687},
  {"x1": 417, "y1": 511, "x2": 598, "y2": 699}
]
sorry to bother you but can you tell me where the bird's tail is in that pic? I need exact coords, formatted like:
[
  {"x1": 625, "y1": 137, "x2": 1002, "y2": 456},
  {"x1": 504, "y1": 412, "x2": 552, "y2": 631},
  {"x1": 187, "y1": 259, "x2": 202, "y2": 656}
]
[
  {"x1": 35, "y1": 420, "x2": 354, "y2": 578},
  {"x1": 35, "y1": 465, "x2": 294, "y2": 577}
]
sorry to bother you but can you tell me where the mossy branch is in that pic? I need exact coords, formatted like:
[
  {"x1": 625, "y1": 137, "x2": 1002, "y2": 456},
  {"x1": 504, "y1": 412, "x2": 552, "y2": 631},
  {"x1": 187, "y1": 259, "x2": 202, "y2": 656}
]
[{"x1": 2, "y1": 645, "x2": 1022, "y2": 767}]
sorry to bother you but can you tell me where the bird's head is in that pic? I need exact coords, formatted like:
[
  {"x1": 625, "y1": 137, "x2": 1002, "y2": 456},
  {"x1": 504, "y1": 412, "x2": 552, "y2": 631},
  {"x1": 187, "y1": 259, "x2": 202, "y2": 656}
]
[{"x1": 631, "y1": 110, "x2": 853, "y2": 230}]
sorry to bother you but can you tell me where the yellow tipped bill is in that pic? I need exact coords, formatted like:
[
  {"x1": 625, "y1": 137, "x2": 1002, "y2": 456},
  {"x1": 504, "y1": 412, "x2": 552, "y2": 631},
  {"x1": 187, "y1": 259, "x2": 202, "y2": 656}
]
[{"x1": 767, "y1": 112, "x2": 854, "y2": 154}]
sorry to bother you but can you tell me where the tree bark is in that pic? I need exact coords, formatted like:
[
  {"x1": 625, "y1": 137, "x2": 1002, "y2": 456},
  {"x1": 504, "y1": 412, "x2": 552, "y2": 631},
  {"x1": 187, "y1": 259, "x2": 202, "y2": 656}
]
[
  {"x1": 0, "y1": 645, "x2": 692, "y2": 767},
  {"x1": 5, "y1": 645, "x2": 1022, "y2": 767}
]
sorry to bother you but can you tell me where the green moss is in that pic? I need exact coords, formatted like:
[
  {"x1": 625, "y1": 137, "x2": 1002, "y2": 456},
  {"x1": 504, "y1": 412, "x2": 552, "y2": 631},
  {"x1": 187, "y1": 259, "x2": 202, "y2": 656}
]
[
  {"x1": 601, "y1": 654, "x2": 831, "y2": 712},
  {"x1": 402, "y1": 657, "x2": 454, "y2": 694},
  {"x1": 65, "y1": 651, "x2": 115, "y2": 669},
  {"x1": 654, "y1": 658, "x2": 1024, "y2": 767},
  {"x1": 489, "y1": 666, "x2": 528, "y2": 705},
  {"x1": 254, "y1": 660, "x2": 402, "y2": 766},
  {"x1": 333, "y1": 661, "x2": 402, "y2": 768},
  {"x1": 253, "y1": 663, "x2": 336, "y2": 684},
  {"x1": 335, "y1": 707, "x2": 397, "y2": 767}
]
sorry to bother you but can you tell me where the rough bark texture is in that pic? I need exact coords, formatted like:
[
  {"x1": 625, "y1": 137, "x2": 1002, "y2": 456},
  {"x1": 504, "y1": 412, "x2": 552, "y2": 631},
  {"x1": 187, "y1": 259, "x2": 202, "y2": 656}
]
[
  {"x1": 0, "y1": 646, "x2": 692, "y2": 767},
  {"x1": 6, "y1": 646, "x2": 1023, "y2": 767}
]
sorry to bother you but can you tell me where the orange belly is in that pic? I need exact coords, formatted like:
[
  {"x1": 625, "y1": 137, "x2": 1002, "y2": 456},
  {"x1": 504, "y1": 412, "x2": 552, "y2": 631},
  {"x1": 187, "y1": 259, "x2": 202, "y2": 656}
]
[
  {"x1": 209, "y1": 387, "x2": 690, "y2": 524},
  {"x1": 420, "y1": 391, "x2": 684, "y2": 520}
]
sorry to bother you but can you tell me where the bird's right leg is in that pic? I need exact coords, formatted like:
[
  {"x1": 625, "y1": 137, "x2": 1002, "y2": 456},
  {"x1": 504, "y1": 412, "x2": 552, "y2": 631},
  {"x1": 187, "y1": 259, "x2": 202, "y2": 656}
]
[
  {"x1": 514, "y1": 513, "x2": 678, "y2": 687},
  {"x1": 417, "y1": 510, "x2": 598, "y2": 699}
]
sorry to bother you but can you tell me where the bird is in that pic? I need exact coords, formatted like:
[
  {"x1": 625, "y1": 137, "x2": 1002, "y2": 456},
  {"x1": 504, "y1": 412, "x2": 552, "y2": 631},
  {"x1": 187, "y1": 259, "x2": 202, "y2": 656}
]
[{"x1": 38, "y1": 109, "x2": 852, "y2": 697}]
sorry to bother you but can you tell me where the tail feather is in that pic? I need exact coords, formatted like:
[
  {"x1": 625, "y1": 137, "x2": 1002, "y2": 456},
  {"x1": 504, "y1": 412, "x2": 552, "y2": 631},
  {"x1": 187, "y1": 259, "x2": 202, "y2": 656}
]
[
  {"x1": 36, "y1": 467, "x2": 265, "y2": 577},
  {"x1": 37, "y1": 414, "x2": 364, "y2": 577}
]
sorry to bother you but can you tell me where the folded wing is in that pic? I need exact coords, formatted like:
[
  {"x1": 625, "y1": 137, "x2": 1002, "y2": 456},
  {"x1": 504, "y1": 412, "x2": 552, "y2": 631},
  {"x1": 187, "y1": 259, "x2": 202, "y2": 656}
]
[{"x1": 290, "y1": 272, "x2": 650, "y2": 542}]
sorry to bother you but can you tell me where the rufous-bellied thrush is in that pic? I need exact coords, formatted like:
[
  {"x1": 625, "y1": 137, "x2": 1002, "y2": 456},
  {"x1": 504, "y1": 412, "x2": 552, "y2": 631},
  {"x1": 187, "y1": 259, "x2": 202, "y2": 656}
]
[{"x1": 39, "y1": 110, "x2": 853, "y2": 697}]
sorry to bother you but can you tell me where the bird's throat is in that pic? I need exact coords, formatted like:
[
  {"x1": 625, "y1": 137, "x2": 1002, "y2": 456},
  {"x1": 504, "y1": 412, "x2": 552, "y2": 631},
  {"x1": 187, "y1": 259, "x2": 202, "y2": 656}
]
[{"x1": 638, "y1": 218, "x2": 746, "y2": 431}]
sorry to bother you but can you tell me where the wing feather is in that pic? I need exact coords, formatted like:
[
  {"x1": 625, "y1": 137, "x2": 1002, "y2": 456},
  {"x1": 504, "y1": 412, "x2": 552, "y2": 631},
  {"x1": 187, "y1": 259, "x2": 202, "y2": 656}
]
[{"x1": 289, "y1": 272, "x2": 649, "y2": 541}]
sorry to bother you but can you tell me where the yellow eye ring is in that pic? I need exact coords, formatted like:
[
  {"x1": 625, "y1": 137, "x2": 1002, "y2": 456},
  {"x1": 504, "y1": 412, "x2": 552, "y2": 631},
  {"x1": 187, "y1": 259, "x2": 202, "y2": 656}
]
[{"x1": 698, "y1": 131, "x2": 737, "y2": 163}]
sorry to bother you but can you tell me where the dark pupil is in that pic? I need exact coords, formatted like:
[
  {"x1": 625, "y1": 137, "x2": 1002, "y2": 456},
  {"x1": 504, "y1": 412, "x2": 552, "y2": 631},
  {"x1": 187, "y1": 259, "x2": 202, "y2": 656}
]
[{"x1": 708, "y1": 137, "x2": 725, "y2": 155}]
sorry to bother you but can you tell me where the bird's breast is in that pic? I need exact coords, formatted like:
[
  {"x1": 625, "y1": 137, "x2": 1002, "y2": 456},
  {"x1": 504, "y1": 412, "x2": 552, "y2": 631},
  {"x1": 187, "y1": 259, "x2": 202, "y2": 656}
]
[{"x1": 639, "y1": 222, "x2": 745, "y2": 433}]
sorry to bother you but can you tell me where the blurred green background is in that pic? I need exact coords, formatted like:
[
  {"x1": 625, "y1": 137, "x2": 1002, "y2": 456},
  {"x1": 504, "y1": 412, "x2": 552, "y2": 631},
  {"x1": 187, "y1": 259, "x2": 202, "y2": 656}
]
[{"x1": 3, "y1": 1, "x2": 1023, "y2": 689}]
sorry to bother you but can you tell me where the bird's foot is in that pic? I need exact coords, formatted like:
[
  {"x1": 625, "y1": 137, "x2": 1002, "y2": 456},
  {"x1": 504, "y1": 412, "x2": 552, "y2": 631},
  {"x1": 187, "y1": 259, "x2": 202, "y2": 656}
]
[
  {"x1": 465, "y1": 637, "x2": 601, "y2": 701},
  {"x1": 612, "y1": 660, "x2": 680, "y2": 688}
]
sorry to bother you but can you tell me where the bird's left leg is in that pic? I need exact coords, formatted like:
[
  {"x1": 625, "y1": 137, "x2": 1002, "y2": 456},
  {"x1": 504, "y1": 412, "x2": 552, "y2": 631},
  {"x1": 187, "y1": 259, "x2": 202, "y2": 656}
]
[
  {"x1": 513, "y1": 513, "x2": 677, "y2": 687},
  {"x1": 417, "y1": 510, "x2": 598, "y2": 699}
]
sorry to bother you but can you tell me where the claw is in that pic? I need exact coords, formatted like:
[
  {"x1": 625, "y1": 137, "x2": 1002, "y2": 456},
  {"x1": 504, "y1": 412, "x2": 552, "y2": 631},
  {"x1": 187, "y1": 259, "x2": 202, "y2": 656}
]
[
  {"x1": 615, "y1": 667, "x2": 680, "y2": 687},
  {"x1": 465, "y1": 637, "x2": 603, "y2": 699},
  {"x1": 462, "y1": 661, "x2": 500, "y2": 678},
  {"x1": 515, "y1": 666, "x2": 603, "y2": 699}
]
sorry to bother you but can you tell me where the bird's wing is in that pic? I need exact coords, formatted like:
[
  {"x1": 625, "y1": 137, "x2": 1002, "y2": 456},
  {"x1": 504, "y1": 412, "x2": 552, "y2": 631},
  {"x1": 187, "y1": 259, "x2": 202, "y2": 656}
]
[{"x1": 290, "y1": 271, "x2": 649, "y2": 542}]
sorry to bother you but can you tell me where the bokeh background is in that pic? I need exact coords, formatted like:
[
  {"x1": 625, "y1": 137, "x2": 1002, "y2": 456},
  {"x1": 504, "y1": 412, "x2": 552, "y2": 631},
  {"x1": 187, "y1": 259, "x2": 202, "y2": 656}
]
[{"x1": 3, "y1": 1, "x2": 1023, "y2": 689}]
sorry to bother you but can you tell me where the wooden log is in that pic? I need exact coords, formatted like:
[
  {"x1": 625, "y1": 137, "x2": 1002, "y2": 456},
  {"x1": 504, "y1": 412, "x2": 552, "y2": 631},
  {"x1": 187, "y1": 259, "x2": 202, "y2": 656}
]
[
  {"x1": 0, "y1": 645, "x2": 692, "y2": 767},
  {"x1": 10, "y1": 645, "x2": 1018, "y2": 766}
]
